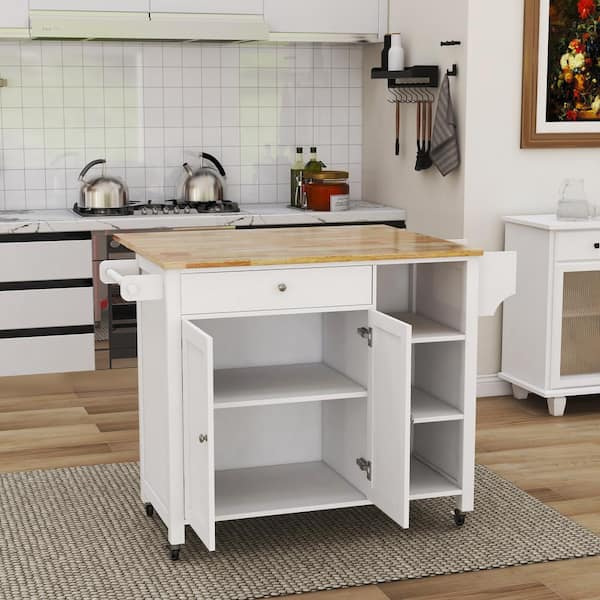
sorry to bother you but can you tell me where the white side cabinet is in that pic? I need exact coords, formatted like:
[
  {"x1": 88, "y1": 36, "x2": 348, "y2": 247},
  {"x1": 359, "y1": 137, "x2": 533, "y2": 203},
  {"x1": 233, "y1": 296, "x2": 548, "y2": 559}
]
[
  {"x1": 501, "y1": 215, "x2": 600, "y2": 416},
  {"x1": 0, "y1": 233, "x2": 95, "y2": 376},
  {"x1": 102, "y1": 246, "x2": 519, "y2": 559}
]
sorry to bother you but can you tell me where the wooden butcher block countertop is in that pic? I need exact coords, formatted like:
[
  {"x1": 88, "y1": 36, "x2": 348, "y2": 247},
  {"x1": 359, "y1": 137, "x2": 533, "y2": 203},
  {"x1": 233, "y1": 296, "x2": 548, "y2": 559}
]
[{"x1": 114, "y1": 225, "x2": 483, "y2": 269}]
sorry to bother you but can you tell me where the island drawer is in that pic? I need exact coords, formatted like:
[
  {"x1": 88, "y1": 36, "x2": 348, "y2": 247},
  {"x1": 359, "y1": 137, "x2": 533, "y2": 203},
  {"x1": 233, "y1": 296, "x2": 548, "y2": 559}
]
[
  {"x1": 181, "y1": 265, "x2": 374, "y2": 315},
  {"x1": 555, "y1": 230, "x2": 600, "y2": 262}
]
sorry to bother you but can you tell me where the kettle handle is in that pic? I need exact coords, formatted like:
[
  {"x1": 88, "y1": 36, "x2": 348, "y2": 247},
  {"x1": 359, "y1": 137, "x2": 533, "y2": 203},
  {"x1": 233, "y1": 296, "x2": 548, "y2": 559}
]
[
  {"x1": 79, "y1": 158, "x2": 106, "y2": 181},
  {"x1": 200, "y1": 152, "x2": 226, "y2": 178}
]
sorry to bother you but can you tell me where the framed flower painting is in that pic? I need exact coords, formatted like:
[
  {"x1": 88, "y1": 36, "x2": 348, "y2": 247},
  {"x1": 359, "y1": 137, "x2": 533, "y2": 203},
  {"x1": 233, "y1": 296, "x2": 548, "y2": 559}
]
[{"x1": 522, "y1": 0, "x2": 600, "y2": 147}]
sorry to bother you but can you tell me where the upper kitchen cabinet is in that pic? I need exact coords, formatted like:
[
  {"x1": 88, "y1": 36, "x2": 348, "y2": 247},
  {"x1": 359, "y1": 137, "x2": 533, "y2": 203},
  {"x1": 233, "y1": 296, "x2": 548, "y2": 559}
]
[
  {"x1": 0, "y1": 0, "x2": 30, "y2": 38},
  {"x1": 264, "y1": 0, "x2": 386, "y2": 42},
  {"x1": 150, "y1": 0, "x2": 263, "y2": 14},
  {"x1": 29, "y1": 0, "x2": 150, "y2": 11}
]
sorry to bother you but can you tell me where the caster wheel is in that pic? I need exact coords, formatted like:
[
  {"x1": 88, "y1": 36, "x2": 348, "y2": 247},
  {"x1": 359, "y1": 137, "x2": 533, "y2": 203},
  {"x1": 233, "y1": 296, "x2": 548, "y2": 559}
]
[
  {"x1": 169, "y1": 546, "x2": 181, "y2": 561},
  {"x1": 453, "y1": 509, "x2": 466, "y2": 527},
  {"x1": 144, "y1": 503, "x2": 154, "y2": 517}
]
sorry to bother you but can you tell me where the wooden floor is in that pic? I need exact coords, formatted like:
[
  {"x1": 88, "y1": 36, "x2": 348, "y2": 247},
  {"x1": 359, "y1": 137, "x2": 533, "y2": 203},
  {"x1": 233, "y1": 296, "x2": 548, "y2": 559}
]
[{"x1": 1, "y1": 369, "x2": 599, "y2": 599}]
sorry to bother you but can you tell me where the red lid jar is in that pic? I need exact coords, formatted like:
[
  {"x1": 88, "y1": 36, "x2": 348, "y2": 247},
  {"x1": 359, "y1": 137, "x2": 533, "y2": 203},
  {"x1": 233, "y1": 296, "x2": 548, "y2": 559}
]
[{"x1": 304, "y1": 171, "x2": 349, "y2": 212}]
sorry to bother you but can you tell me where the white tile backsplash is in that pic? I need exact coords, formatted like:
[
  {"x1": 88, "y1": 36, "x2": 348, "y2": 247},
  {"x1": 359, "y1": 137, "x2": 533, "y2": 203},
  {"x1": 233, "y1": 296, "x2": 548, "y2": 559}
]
[{"x1": 0, "y1": 40, "x2": 362, "y2": 209}]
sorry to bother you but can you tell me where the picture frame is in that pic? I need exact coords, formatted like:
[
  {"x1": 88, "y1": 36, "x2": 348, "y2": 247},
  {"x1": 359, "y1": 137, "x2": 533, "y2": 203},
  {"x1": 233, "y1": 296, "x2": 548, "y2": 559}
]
[{"x1": 522, "y1": 0, "x2": 600, "y2": 148}]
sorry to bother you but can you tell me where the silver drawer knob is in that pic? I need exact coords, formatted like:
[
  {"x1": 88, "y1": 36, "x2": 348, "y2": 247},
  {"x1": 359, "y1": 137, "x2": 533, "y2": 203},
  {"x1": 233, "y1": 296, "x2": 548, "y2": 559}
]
[
  {"x1": 198, "y1": 434, "x2": 208, "y2": 443},
  {"x1": 278, "y1": 283, "x2": 287, "y2": 292}
]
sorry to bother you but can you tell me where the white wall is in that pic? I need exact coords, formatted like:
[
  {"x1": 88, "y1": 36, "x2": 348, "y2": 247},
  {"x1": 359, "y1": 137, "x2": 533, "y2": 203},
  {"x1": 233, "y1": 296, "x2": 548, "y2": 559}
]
[
  {"x1": 0, "y1": 40, "x2": 363, "y2": 209},
  {"x1": 464, "y1": 0, "x2": 600, "y2": 375},
  {"x1": 362, "y1": 0, "x2": 469, "y2": 239}
]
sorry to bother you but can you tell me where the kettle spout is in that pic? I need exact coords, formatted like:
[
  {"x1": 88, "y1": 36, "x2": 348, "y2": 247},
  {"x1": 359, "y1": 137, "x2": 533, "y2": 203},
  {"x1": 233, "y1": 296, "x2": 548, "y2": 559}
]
[{"x1": 182, "y1": 162, "x2": 193, "y2": 176}]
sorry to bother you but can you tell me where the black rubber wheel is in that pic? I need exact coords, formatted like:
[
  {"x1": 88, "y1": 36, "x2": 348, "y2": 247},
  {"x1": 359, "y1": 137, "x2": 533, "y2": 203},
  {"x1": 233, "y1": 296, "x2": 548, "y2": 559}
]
[
  {"x1": 144, "y1": 503, "x2": 154, "y2": 517},
  {"x1": 453, "y1": 509, "x2": 466, "y2": 527},
  {"x1": 169, "y1": 546, "x2": 181, "y2": 561}
]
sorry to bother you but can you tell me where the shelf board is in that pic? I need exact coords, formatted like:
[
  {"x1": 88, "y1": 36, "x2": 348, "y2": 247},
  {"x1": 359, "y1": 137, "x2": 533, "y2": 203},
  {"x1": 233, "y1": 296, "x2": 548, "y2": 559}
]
[
  {"x1": 392, "y1": 312, "x2": 465, "y2": 344},
  {"x1": 409, "y1": 457, "x2": 462, "y2": 500},
  {"x1": 214, "y1": 363, "x2": 367, "y2": 410},
  {"x1": 215, "y1": 461, "x2": 371, "y2": 521},
  {"x1": 411, "y1": 388, "x2": 463, "y2": 424}
]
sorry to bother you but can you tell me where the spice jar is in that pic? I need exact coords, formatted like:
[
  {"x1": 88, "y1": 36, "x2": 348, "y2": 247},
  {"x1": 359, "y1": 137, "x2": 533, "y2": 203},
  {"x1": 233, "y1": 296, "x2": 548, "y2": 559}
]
[{"x1": 304, "y1": 171, "x2": 350, "y2": 212}]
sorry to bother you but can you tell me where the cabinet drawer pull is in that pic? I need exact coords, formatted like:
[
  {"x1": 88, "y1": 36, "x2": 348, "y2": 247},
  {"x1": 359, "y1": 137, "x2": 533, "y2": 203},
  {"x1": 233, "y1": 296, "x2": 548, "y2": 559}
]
[
  {"x1": 198, "y1": 434, "x2": 208, "y2": 443},
  {"x1": 594, "y1": 243, "x2": 599, "y2": 249},
  {"x1": 277, "y1": 283, "x2": 287, "y2": 292}
]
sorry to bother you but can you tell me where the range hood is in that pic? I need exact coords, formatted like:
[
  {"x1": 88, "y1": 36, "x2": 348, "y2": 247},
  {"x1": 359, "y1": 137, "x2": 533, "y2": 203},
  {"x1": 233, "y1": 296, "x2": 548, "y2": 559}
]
[{"x1": 29, "y1": 10, "x2": 269, "y2": 41}]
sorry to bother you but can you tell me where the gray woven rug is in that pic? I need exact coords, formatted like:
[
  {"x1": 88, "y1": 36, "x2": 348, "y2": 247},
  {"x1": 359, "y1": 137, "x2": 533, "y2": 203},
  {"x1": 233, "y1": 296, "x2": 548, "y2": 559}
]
[{"x1": 2, "y1": 463, "x2": 600, "y2": 600}]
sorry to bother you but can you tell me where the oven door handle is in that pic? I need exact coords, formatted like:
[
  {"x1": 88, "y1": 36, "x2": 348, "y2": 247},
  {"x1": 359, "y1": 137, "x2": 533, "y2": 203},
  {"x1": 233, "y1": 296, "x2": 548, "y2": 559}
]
[{"x1": 100, "y1": 260, "x2": 163, "y2": 302}]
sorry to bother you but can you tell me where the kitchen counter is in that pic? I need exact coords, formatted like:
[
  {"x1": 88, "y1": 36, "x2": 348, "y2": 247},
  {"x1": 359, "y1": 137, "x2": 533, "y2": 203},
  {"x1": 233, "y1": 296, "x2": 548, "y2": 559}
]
[
  {"x1": 0, "y1": 202, "x2": 406, "y2": 234},
  {"x1": 114, "y1": 225, "x2": 482, "y2": 269}
]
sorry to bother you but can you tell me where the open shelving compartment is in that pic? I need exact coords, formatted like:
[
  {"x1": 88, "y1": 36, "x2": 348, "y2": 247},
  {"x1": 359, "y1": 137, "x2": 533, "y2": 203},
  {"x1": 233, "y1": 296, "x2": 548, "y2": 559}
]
[
  {"x1": 184, "y1": 311, "x2": 375, "y2": 524},
  {"x1": 377, "y1": 260, "x2": 468, "y2": 502}
]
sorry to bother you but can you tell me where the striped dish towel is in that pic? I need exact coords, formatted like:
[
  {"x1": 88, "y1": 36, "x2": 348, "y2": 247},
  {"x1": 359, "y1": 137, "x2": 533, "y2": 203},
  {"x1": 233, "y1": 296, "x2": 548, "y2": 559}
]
[{"x1": 431, "y1": 74, "x2": 460, "y2": 176}]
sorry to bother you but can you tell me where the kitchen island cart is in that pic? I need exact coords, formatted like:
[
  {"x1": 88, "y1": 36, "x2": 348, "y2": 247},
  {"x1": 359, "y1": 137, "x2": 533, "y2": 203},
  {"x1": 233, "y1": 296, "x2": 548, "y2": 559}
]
[{"x1": 101, "y1": 225, "x2": 516, "y2": 559}]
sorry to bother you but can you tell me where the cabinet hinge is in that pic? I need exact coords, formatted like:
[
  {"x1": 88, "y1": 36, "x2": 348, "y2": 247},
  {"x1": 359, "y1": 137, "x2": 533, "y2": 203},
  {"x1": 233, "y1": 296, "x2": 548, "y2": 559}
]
[
  {"x1": 357, "y1": 326, "x2": 373, "y2": 347},
  {"x1": 356, "y1": 457, "x2": 372, "y2": 481}
]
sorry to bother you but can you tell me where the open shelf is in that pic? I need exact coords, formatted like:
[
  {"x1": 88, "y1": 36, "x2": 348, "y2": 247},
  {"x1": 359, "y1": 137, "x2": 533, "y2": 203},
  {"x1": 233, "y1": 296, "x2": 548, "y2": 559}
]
[
  {"x1": 392, "y1": 312, "x2": 465, "y2": 344},
  {"x1": 409, "y1": 457, "x2": 462, "y2": 500},
  {"x1": 411, "y1": 388, "x2": 463, "y2": 424},
  {"x1": 213, "y1": 363, "x2": 367, "y2": 410},
  {"x1": 215, "y1": 461, "x2": 371, "y2": 521}
]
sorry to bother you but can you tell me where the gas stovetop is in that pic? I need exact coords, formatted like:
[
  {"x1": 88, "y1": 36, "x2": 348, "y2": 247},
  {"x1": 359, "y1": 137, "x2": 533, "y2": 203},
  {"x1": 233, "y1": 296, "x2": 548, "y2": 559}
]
[{"x1": 72, "y1": 200, "x2": 241, "y2": 217}]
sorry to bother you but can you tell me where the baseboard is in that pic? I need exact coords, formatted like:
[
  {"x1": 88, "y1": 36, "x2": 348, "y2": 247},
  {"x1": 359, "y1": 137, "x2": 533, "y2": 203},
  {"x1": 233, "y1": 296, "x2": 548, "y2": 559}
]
[{"x1": 477, "y1": 374, "x2": 512, "y2": 398}]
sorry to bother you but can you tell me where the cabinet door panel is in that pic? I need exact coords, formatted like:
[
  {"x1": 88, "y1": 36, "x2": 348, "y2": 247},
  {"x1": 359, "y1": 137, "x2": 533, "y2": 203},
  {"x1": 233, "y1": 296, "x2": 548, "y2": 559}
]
[
  {"x1": 551, "y1": 262, "x2": 600, "y2": 389},
  {"x1": 0, "y1": 1, "x2": 29, "y2": 28},
  {"x1": 30, "y1": 0, "x2": 149, "y2": 11},
  {"x1": 265, "y1": 0, "x2": 379, "y2": 34},
  {"x1": 182, "y1": 320, "x2": 215, "y2": 551},
  {"x1": 367, "y1": 310, "x2": 411, "y2": 528},
  {"x1": 151, "y1": 0, "x2": 262, "y2": 14}
]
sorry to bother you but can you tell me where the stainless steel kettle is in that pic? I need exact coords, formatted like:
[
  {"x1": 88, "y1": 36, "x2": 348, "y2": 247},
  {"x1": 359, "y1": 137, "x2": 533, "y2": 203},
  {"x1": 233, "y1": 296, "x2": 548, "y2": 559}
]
[
  {"x1": 182, "y1": 152, "x2": 226, "y2": 203},
  {"x1": 78, "y1": 159, "x2": 128, "y2": 210}
]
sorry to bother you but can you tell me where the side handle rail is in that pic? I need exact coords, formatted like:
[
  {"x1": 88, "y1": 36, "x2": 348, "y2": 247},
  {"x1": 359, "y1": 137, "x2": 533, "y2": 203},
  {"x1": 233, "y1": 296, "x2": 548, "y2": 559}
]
[
  {"x1": 479, "y1": 251, "x2": 517, "y2": 317},
  {"x1": 100, "y1": 259, "x2": 163, "y2": 302}
]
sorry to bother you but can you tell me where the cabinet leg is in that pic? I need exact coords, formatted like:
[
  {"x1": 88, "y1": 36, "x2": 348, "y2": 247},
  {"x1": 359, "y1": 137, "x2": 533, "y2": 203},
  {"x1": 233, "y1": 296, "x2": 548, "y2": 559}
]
[
  {"x1": 512, "y1": 384, "x2": 529, "y2": 400},
  {"x1": 547, "y1": 396, "x2": 567, "y2": 417}
]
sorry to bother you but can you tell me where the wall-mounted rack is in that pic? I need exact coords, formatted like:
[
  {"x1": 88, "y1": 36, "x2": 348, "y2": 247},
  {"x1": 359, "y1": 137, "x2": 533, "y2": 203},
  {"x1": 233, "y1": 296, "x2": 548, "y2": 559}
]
[{"x1": 371, "y1": 65, "x2": 440, "y2": 89}]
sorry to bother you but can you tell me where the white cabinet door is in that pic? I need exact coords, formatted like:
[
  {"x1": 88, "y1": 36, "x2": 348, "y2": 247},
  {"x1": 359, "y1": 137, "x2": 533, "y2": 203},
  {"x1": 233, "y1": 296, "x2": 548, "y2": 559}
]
[
  {"x1": 30, "y1": 0, "x2": 149, "y2": 11},
  {"x1": 367, "y1": 310, "x2": 411, "y2": 528},
  {"x1": 550, "y1": 261, "x2": 600, "y2": 390},
  {"x1": 150, "y1": 0, "x2": 262, "y2": 14},
  {"x1": 182, "y1": 320, "x2": 216, "y2": 552},
  {"x1": 0, "y1": 0, "x2": 29, "y2": 28},
  {"x1": 265, "y1": 0, "x2": 380, "y2": 34}
]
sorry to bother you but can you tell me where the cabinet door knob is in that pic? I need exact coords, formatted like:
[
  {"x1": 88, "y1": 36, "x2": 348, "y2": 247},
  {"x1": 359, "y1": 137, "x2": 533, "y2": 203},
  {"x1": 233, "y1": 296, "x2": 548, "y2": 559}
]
[
  {"x1": 198, "y1": 434, "x2": 208, "y2": 443},
  {"x1": 277, "y1": 283, "x2": 287, "y2": 292},
  {"x1": 594, "y1": 243, "x2": 600, "y2": 249}
]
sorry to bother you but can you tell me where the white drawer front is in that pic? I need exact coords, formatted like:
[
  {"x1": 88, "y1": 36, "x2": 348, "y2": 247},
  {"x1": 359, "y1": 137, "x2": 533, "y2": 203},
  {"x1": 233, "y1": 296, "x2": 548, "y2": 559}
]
[
  {"x1": 0, "y1": 333, "x2": 95, "y2": 376},
  {"x1": 0, "y1": 287, "x2": 93, "y2": 330},
  {"x1": 0, "y1": 239, "x2": 92, "y2": 282},
  {"x1": 182, "y1": 266, "x2": 373, "y2": 315},
  {"x1": 556, "y1": 231, "x2": 600, "y2": 262}
]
